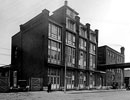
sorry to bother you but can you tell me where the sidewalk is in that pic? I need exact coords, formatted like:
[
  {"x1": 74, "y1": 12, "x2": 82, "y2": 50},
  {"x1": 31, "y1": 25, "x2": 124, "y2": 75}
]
[
  {"x1": 68, "y1": 89, "x2": 126, "y2": 94},
  {"x1": 52, "y1": 89, "x2": 126, "y2": 94}
]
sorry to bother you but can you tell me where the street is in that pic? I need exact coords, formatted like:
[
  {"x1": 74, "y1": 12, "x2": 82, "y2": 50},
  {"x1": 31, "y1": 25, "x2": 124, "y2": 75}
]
[{"x1": 0, "y1": 89, "x2": 130, "y2": 100}]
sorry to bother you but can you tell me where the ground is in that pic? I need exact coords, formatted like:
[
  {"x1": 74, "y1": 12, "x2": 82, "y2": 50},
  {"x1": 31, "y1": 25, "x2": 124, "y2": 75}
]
[{"x1": 0, "y1": 89, "x2": 130, "y2": 100}]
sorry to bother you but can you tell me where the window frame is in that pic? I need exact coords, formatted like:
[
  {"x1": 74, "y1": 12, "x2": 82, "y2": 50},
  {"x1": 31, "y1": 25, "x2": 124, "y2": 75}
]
[
  {"x1": 78, "y1": 51, "x2": 86, "y2": 69},
  {"x1": 48, "y1": 23, "x2": 62, "y2": 41},
  {"x1": 48, "y1": 40, "x2": 61, "y2": 65},
  {"x1": 65, "y1": 46, "x2": 76, "y2": 67},
  {"x1": 66, "y1": 31, "x2": 76, "y2": 46},
  {"x1": 66, "y1": 17, "x2": 76, "y2": 32}
]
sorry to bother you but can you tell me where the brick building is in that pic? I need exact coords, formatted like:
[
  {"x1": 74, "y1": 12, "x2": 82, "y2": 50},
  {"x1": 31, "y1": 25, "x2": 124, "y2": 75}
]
[
  {"x1": 11, "y1": 1, "x2": 103, "y2": 90},
  {"x1": 98, "y1": 45, "x2": 125, "y2": 88}
]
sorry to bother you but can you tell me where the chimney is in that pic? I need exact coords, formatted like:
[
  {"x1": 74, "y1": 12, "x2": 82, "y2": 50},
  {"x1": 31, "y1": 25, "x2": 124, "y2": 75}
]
[
  {"x1": 64, "y1": 0, "x2": 68, "y2": 6},
  {"x1": 86, "y1": 23, "x2": 90, "y2": 29},
  {"x1": 20, "y1": 24, "x2": 24, "y2": 31},
  {"x1": 75, "y1": 16, "x2": 80, "y2": 33},
  {"x1": 120, "y1": 47, "x2": 125, "y2": 55},
  {"x1": 86, "y1": 23, "x2": 90, "y2": 39},
  {"x1": 42, "y1": 9, "x2": 50, "y2": 15},
  {"x1": 75, "y1": 16, "x2": 80, "y2": 22},
  {"x1": 95, "y1": 29, "x2": 99, "y2": 43}
]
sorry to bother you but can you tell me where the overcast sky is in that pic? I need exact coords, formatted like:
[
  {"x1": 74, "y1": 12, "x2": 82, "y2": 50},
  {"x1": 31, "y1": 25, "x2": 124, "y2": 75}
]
[{"x1": 0, "y1": 0, "x2": 130, "y2": 65}]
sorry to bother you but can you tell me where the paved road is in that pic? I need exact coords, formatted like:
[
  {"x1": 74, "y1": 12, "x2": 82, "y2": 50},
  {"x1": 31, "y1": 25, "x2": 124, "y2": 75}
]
[{"x1": 0, "y1": 89, "x2": 130, "y2": 100}]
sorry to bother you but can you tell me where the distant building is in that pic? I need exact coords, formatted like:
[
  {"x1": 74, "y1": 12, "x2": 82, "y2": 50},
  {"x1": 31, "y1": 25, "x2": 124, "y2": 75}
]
[
  {"x1": 98, "y1": 45, "x2": 125, "y2": 88},
  {"x1": 11, "y1": 1, "x2": 103, "y2": 90}
]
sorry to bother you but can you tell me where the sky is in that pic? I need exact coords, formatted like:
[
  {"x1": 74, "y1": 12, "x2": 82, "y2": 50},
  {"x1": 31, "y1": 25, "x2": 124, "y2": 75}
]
[{"x1": 0, "y1": 0, "x2": 130, "y2": 65}]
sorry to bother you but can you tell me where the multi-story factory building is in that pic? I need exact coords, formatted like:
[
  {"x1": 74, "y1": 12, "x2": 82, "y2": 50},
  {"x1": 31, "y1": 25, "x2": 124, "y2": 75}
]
[{"x1": 11, "y1": 1, "x2": 103, "y2": 90}]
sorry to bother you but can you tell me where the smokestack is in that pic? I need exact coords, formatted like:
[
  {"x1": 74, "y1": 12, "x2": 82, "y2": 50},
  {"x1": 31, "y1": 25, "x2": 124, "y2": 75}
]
[
  {"x1": 64, "y1": 0, "x2": 68, "y2": 6},
  {"x1": 120, "y1": 47, "x2": 125, "y2": 55}
]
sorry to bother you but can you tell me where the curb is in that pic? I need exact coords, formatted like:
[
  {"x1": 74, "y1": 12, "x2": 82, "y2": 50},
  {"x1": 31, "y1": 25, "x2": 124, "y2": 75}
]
[{"x1": 66, "y1": 89, "x2": 126, "y2": 94}]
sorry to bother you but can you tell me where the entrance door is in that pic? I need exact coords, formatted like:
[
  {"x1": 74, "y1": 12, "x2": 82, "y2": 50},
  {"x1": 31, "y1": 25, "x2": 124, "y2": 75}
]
[
  {"x1": 49, "y1": 76, "x2": 60, "y2": 90},
  {"x1": 99, "y1": 77, "x2": 103, "y2": 87},
  {"x1": 66, "y1": 77, "x2": 74, "y2": 89},
  {"x1": 66, "y1": 77, "x2": 71, "y2": 89},
  {"x1": 89, "y1": 75, "x2": 95, "y2": 88},
  {"x1": 13, "y1": 71, "x2": 17, "y2": 88}
]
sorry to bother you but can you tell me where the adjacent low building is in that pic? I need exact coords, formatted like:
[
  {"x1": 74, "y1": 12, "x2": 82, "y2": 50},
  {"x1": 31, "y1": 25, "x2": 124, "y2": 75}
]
[
  {"x1": 11, "y1": 1, "x2": 103, "y2": 91},
  {"x1": 98, "y1": 45, "x2": 125, "y2": 88}
]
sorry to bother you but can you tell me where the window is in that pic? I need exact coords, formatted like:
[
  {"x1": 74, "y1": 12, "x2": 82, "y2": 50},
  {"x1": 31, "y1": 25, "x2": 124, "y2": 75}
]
[
  {"x1": 66, "y1": 17, "x2": 76, "y2": 32},
  {"x1": 49, "y1": 23, "x2": 61, "y2": 41},
  {"x1": 66, "y1": 9, "x2": 76, "y2": 19},
  {"x1": 66, "y1": 32, "x2": 75, "y2": 46},
  {"x1": 65, "y1": 46, "x2": 75, "y2": 67},
  {"x1": 48, "y1": 68, "x2": 60, "y2": 76},
  {"x1": 79, "y1": 76, "x2": 84, "y2": 84},
  {"x1": 14, "y1": 47, "x2": 18, "y2": 59},
  {"x1": 90, "y1": 31, "x2": 96, "y2": 43},
  {"x1": 66, "y1": 71, "x2": 74, "y2": 85},
  {"x1": 89, "y1": 43, "x2": 96, "y2": 54},
  {"x1": 48, "y1": 68, "x2": 60, "y2": 89},
  {"x1": 79, "y1": 72, "x2": 86, "y2": 85},
  {"x1": 79, "y1": 38, "x2": 86, "y2": 50},
  {"x1": 107, "y1": 51, "x2": 110, "y2": 56},
  {"x1": 48, "y1": 40, "x2": 61, "y2": 64},
  {"x1": 79, "y1": 25, "x2": 87, "y2": 38},
  {"x1": 78, "y1": 51, "x2": 86, "y2": 69},
  {"x1": 89, "y1": 54, "x2": 96, "y2": 70}
]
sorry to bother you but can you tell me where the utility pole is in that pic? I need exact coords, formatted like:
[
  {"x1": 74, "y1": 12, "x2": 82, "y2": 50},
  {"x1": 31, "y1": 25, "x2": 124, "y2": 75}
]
[{"x1": 64, "y1": 54, "x2": 67, "y2": 93}]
